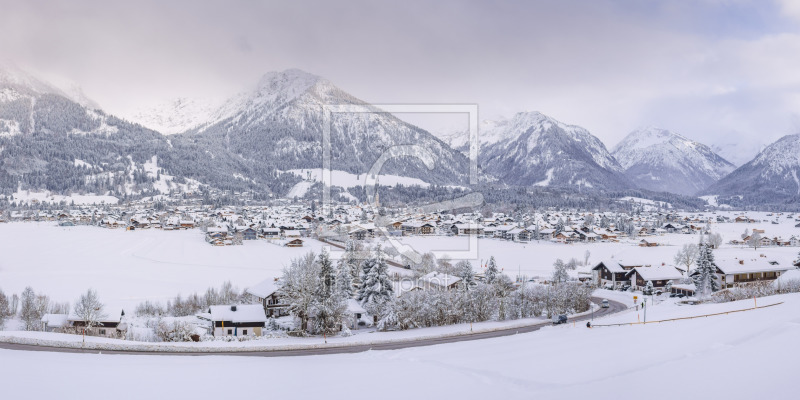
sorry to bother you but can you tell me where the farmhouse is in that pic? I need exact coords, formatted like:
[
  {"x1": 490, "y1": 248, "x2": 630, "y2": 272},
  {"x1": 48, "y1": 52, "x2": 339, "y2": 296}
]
[
  {"x1": 711, "y1": 258, "x2": 789, "y2": 288},
  {"x1": 209, "y1": 304, "x2": 268, "y2": 337},
  {"x1": 592, "y1": 260, "x2": 646, "y2": 288},
  {"x1": 67, "y1": 308, "x2": 125, "y2": 338}
]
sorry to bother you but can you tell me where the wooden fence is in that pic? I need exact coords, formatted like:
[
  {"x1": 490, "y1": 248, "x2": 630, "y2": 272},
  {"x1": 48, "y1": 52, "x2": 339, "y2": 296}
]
[{"x1": 590, "y1": 301, "x2": 784, "y2": 328}]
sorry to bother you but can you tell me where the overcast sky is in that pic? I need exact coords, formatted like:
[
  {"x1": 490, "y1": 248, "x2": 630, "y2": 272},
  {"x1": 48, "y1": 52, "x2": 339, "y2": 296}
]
[{"x1": 2, "y1": 0, "x2": 799, "y2": 164}]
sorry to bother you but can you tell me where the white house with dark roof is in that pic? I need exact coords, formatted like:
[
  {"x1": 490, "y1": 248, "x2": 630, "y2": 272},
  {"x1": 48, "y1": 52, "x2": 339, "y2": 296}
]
[{"x1": 209, "y1": 304, "x2": 268, "y2": 337}]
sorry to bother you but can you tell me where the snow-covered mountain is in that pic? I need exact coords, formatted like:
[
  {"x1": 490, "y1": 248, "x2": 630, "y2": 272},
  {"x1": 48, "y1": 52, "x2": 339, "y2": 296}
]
[
  {"x1": 479, "y1": 111, "x2": 629, "y2": 189},
  {"x1": 129, "y1": 97, "x2": 220, "y2": 135},
  {"x1": 0, "y1": 64, "x2": 304, "y2": 198},
  {"x1": 704, "y1": 134, "x2": 800, "y2": 204},
  {"x1": 186, "y1": 69, "x2": 471, "y2": 186},
  {"x1": 612, "y1": 127, "x2": 735, "y2": 195}
]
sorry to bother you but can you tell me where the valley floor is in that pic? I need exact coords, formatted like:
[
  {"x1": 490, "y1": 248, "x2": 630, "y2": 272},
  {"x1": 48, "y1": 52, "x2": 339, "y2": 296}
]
[{"x1": 2, "y1": 293, "x2": 798, "y2": 400}]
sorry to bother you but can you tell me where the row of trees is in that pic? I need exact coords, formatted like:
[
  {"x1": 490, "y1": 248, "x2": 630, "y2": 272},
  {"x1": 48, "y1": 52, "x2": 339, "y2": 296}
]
[
  {"x1": 134, "y1": 281, "x2": 245, "y2": 317},
  {"x1": 278, "y1": 244, "x2": 593, "y2": 334},
  {"x1": 0, "y1": 286, "x2": 104, "y2": 333}
]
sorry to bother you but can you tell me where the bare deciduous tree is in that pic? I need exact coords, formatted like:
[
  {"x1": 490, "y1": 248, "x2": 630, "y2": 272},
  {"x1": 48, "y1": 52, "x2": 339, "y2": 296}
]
[
  {"x1": 74, "y1": 288, "x2": 106, "y2": 334},
  {"x1": 674, "y1": 243, "x2": 700, "y2": 275}
]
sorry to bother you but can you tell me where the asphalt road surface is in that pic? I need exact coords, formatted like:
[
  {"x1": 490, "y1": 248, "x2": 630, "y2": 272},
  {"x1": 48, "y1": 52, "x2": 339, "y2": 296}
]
[{"x1": 0, "y1": 297, "x2": 627, "y2": 357}]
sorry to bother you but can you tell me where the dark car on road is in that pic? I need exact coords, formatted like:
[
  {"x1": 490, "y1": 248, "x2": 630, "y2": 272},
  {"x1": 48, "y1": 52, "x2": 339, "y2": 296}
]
[{"x1": 552, "y1": 314, "x2": 568, "y2": 325}]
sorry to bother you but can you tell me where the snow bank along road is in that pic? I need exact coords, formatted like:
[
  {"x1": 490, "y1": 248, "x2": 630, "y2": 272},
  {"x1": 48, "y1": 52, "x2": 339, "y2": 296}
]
[{"x1": 0, "y1": 297, "x2": 626, "y2": 357}]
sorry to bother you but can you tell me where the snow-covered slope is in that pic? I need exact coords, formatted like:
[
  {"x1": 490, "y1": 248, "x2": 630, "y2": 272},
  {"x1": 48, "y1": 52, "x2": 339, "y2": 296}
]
[
  {"x1": 704, "y1": 134, "x2": 800, "y2": 204},
  {"x1": 612, "y1": 127, "x2": 735, "y2": 195},
  {"x1": 0, "y1": 64, "x2": 305, "y2": 198},
  {"x1": 129, "y1": 97, "x2": 220, "y2": 135},
  {"x1": 185, "y1": 69, "x2": 471, "y2": 186},
  {"x1": 480, "y1": 111, "x2": 628, "y2": 189}
]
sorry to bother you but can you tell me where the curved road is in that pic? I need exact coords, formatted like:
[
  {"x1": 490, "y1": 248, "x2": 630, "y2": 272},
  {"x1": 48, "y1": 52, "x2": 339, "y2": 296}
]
[{"x1": 0, "y1": 297, "x2": 627, "y2": 357}]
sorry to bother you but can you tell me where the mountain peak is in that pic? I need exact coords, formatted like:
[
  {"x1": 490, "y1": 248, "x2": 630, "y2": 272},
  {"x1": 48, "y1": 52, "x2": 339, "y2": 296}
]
[
  {"x1": 480, "y1": 111, "x2": 627, "y2": 189},
  {"x1": 705, "y1": 134, "x2": 800, "y2": 203},
  {"x1": 612, "y1": 127, "x2": 735, "y2": 195},
  {"x1": 0, "y1": 61, "x2": 63, "y2": 95}
]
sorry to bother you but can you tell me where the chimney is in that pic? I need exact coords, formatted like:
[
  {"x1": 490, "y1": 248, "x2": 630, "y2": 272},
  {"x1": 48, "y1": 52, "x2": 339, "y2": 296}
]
[
  {"x1": 739, "y1": 260, "x2": 744, "y2": 265},
  {"x1": 231, "y1": 305, "x2": 237, "y2": 312}
]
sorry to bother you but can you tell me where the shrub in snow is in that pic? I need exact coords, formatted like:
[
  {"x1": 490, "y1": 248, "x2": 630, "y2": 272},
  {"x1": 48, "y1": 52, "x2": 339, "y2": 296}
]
[
  {"x1": 154, "y1": 319, "x2": 197, "y2": 342},
  {"x1": 0, "y1": 288, "x2": 11, "y2": 329}
]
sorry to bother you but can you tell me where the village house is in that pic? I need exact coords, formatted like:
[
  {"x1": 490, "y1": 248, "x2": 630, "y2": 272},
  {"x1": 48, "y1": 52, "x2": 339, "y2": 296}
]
[
  {"x1": 451, "y1": 223, "x2": 485, "y2": 236},
  {"x1": 67, "y1": 308, "x2": 126, "y2": 338},
  {"x1": 625, "y1": 265, "x2": 684, "y2": 291},
  {"x1": 209, "y1": 304, "x2": 268, "y2": 337},
  {"x1": 708, "y1": 258, "x2": 789, "y2": 288},
  {"x1": 592, "y1": 260, "x2": 647, "y2": 288},
  {"x1": 418, "y1": 272, "x2": 463, "y2": 291},
  {"x1": 401, "y1": 221, "x2": 436, "y2": 236},
  {"x1": 246, "y1": 278, "x2": 289, "y2": 317}
]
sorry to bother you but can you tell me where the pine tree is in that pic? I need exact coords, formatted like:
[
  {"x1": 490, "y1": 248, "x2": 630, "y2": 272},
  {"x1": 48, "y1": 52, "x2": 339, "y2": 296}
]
[
  {"x1": 358, "y1": 246, "x2": 394, "y2": 324},
  {"x1": 311, "y1": 250, "x2": 347, "y2": 335},
  {"x1": 336, "y1": 259, "x2": 354, "y2": 298},
  {"x1": 485, "y1": 256, "x2": 499, "y2": 285},
  {"x1": 692, "y1": 244, "x2": 720, "y2": 298},
  {"x1": 341, "y1": 239, "x2": 361, "y2": 291}
]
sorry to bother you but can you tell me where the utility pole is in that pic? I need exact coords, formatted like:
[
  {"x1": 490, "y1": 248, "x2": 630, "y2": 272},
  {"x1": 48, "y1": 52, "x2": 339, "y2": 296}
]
[{"x1": 643, "y1": 299, "x2": 647, "y2": 324}]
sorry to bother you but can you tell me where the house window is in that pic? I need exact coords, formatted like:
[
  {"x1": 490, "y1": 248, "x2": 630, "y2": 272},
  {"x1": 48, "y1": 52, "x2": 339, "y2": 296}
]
[
  {"x1": 99, "y1": 329, "x2": 106, "y2": 335},
  {"x1": 243, "y1": 329, "x2": 248, "y2": 335},
  {"x1": 227, "y1": 329, "x2": 232, "y2": 335}
]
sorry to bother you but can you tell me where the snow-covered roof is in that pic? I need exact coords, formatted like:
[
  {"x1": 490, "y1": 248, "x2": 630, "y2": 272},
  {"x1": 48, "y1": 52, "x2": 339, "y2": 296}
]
[
  {"x1": 627, "y1": 265, "x2": 684, "y2": 282},
  {"x1": 41, "y1": 313, "x2": 70, "y2": 327},
  {"x1": 246, "y1": 278, "x2": 280, "y2": 299},
  {"x1": 67, "y1": 307, "x2": 123, "y2": 324},
  {"x1": 419, "y1": 272, "x2": 462, "y2": 288},
  {"x1": 716, "y1": 258, "x2": 789, "y2": 275},
  {"x1": 346, "y1": 299, "x2": 366, "y2": 314},
  {"x1": 209, "y1": 305, "x2": 268, "y2": 323},
  {"x1": 594, "y1": 260, "x2": 625, "y2": 273}
]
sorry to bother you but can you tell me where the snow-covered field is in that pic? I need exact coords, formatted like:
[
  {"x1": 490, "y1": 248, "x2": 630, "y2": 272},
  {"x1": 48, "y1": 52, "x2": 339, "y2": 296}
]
[
  {"x1": 2, "y1": 292, "x2": 798, "y2": 399},
  {"x1": 0, "y1": 211, "x2": 797, "y2": 310},
  {"x1": 0, "y1": 223, "x2": 324, "y2": 310}
]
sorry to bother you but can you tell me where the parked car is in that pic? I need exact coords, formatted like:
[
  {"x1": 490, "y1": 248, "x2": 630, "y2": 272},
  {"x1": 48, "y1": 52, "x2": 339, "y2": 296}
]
[
  {"x1": 552, "y1": 314, "x2": 568, "y2": 325},
  {"x1": 676, "y1": 293, "x2": 686, "y2": 298},
  {"x1": 601, "y1": 299, "x2": 609, "y2": 308},
  {"x1": 669, "y1": 293, "x2": 677, "y2": 298}
]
